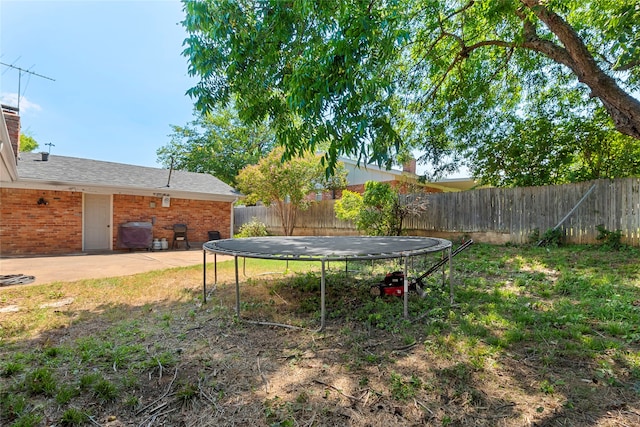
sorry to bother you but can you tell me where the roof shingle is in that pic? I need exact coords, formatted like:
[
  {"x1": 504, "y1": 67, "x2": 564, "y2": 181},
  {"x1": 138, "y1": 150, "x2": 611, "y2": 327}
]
[{"x1": 17, "y1": 153, "x2": 240, "y2": 198}]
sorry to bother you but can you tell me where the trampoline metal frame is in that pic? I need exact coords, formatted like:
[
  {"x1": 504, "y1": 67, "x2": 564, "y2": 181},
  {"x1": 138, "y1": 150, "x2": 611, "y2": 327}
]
[{"x1": 202, "y1": 236, "x2": 453, "y2": 331}]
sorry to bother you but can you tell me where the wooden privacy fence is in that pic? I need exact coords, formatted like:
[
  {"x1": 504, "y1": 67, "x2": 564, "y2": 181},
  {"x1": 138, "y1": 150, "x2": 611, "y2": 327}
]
[{"x1": 234, "y1": 178, "x2": 640, "y2": 246}]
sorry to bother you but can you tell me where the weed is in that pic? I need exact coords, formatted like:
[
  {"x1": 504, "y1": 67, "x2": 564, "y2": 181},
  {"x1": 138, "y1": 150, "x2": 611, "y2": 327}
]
[
  {"x1": 153, "y1": 351, "x2": 178, "y2": 369},
  {"x1": 8, "y1": 412, "x2": 42, "y2": 427},
  {"x1": 43, "y1": 346, "x2": 62, "y2": 358},
  {"x1": 295, "y1": 391, "x2": 309, "y2": 404},
  {"x1": 364, "y1": 353, "x2": 382, "y2": 364},
  {"x1": 77, "y1": 336, "x2": 111, "y2": 363},
  {"x1": 93, "y1": 378, "x2": 118, "y2": 402},
  {"x1": 1, "y1": 362, "x2": 25, "y2": 377},
  {"x1": 109, "y1": 344, "x2": 144, "y2": 370},
  {"x1": 1, "y1": 393, "x2": 28, "y2": 419},
  {"x1": 389, "y1": 372, "x2": 422, "y2": 401},
  {"x1": 401, "y1": 334, "x2": 416, "y2": 346},
  {"x1": 441, "y1": 363, "x2": 472, "y2": 384},
  {"x1": 540, "y1": 380, "x2": 555, "y2": 394},
  {"x1": 79, "y1": 373, "x2": 101, "y2": 390},
  {"x1": 263, "y1": 396, "x2": 294, "y2": 426},
  {"x1": 24, "y1": 367, "x2": 57, "y2": 396},
  {"x1": 48, "y1": 291, "x2": 65, "y2": 299},
  {"x1": 60, "y1": 408, "x2": 89, "y2": 426},
  {"x1": 120, "y1": 370, "x2": 139, "y2": 389},
  {"x1": 56, "y1": 384, "x2": 80, "y2": 405},
  {"x1": 176, "y1": 381, "x2": 198, "y2": 402},
  {"x1": 124, "y1": 395, "x2": 140, "y2": 408},
  {"x1": 596, "y1": 224, "x2": 625, "y2": 250}
]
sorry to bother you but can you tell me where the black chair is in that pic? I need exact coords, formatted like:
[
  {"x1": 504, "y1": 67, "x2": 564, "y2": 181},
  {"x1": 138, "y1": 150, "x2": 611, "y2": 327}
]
[{"x1": 172, "y1": 224, "x2": 190, "y2": 249}]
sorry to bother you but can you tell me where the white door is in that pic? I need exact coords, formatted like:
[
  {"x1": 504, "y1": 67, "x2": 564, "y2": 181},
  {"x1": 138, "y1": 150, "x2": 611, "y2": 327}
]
[{"x1": 84, "y1": 194, "x2": 111, "y2": 251}]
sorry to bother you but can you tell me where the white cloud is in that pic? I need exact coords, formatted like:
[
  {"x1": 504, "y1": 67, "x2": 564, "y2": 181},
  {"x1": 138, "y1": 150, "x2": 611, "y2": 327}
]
[{"x1": 0, "y1": 93, "x2": 42, "y2": 114}]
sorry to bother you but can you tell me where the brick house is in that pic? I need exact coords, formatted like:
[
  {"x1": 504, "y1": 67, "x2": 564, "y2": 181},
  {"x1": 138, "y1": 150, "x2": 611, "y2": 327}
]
[{"x1": 0, "y1": 105, "x2": 240, "y2": 256}]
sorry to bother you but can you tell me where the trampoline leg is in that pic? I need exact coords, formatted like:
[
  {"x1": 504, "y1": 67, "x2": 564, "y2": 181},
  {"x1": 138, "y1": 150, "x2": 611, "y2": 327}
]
[
  {"x1": 441, "y1": 251, "x2": 446, "y2": 287},
  {"x1": 214, "y1": 253, "x2": 217, "y2": 285},
  {"x1": 203, "y1": 250, "x2": 207, "y2": 303},
  {"x1": 235, "y1": 256, "x2": 240, "y2": 318},
  {"x1": 320, "y1": 260, "x2": 326, "y2": 331},
  {"x1": 448, "y1": 247, "x2": 454, "y2": 304},
  {"x1": 403, "y1": 256, "x2": 409, "y2": 319}
]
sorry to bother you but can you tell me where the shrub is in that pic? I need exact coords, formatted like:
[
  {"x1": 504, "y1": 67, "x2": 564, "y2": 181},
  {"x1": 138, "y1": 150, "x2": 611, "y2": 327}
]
[
  {"x1": 236, "y1": 218, "x2": 268, "y2": 238},
  {"x1": 537, "y1": 227, "x2": 564, "y2": 247},
  {"x1": 596, "y1": 224, "x2": 624, "y2": 250}
]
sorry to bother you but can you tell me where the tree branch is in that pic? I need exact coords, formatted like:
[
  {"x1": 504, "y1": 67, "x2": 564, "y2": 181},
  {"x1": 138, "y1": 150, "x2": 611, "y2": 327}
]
[
  {"x1": 425, "y1": 38, "x2": 515, "y2": 102},
  {"x1": 444, "y1": 0, "x2": 475, "y2": 22},
  {"x1": 520, "y1": 0, "x2": 640, "y2": 138},
  {"x1": 614, "y1": 59, "x2": 640, "y2": 72}
]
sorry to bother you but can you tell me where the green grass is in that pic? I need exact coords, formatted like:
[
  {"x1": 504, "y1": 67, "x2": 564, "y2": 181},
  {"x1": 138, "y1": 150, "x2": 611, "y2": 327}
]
[
  {"x1": 59, "y1": 408, "x2": 89, "y2": 426},
  {"x1": 0, "y1": 243, "x2": 639, "y2": 425}
]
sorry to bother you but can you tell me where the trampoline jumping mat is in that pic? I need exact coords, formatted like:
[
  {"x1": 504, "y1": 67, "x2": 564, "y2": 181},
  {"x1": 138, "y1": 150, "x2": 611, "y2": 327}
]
[{"x1": 203, "y1": 236, "x2": 451, "y2": 261}]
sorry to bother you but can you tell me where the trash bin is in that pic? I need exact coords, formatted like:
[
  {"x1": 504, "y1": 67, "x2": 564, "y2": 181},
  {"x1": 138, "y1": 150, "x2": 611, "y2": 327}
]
[{"x1": 208, "y1": 230, "x2": 221, "y2": 241}]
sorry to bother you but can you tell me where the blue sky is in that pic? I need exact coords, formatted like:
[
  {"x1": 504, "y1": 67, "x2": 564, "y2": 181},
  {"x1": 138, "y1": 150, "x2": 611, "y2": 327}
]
[{"x1": 1, "y1": 0, "x2": 195, "y2": 168}]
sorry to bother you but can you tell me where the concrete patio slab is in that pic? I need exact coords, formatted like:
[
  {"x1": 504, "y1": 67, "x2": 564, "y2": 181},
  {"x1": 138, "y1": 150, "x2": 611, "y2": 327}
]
[{"x1": 0, "y1": 249, "x2": 222, "y2": 287}]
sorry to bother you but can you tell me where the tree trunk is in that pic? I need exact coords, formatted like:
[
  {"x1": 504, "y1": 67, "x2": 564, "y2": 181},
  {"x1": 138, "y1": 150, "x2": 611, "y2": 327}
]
[
  {"x1": 275, "y1": 200, "x2": 298, "y2": 236},
  {"x1": 275, "y1": 201, "x2": 289, "y2": 236},
  {"x1": 521, "y1": 0, "x2": 640, "y2": 139}
]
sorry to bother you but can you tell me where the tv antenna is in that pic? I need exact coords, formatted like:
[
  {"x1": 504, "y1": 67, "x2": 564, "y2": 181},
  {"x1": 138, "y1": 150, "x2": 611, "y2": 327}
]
[
  {"x1": 45, "y1": 142, "x2": 55, "y2": 153},
  {"x1": 0, "y1": 61, "x2": 55, "y2": 111}
]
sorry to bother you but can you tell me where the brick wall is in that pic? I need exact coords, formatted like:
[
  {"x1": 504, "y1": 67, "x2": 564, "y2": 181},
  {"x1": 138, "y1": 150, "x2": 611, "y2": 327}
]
[
  {"x1": 112, "y1": 195, "x2": 232, "y2": 250},
  {"x1": 0, "y1": 189, "x2": 233, "y2": 256},
  {"x1": 0, "y1": 188, "x2": 83, "y2": 255}
]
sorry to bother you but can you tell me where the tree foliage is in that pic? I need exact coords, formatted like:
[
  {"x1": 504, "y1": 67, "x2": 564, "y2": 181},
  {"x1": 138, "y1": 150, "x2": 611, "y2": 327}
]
[
  {"x1": 334, "y1": 190, "x2": 363, "y2": 224},
  {"x1": 469, "y1": 106, "x2": 640, "y2": 187},
  {"x1": 182, "y1": 0, "x2": 640, "y2": 178},
  {"x1": 237, "y1": 147, "x2": 348, "y2": 236},
  {"x1": 157, "y1": 105, "x2": 274, "y2": 186},
  {"x1": 19, "y1": 133, "x2": 39, "y2": 152},
  {"x1": 335, "y1": 182, "x2": 428, "y2": 236}
]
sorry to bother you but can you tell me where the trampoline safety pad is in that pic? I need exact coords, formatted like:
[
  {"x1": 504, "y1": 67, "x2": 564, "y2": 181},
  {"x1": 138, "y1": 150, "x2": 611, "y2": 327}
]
[{"x1": 203, "y1": 236, "x2": 453, "y2": 330}]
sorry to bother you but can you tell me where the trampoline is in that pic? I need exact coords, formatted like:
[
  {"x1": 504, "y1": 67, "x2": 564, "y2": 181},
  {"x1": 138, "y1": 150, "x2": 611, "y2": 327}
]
[{"x1": 202, "y1": 236, "x2": 453, "y2": 330}]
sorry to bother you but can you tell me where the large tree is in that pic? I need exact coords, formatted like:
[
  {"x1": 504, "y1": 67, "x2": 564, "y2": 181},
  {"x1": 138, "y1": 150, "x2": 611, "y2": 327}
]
[
  {"x1": 182, "y1": 0, "x2": 640, "y2": 175},
  {"x1": 157, "y1": 105, "x2": 274, "y2": 186}
]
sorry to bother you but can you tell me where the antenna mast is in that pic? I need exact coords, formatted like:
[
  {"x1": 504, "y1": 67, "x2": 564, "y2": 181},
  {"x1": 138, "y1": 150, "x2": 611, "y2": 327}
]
[
  {"x1": 0, "y1": 62, "x2": 55, "y2": 110},
  {"x1": 166, "y1": 157, "x2": 175, "y2": 187}
]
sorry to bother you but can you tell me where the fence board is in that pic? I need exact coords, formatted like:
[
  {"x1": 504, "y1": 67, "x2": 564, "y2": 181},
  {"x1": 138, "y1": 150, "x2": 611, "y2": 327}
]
[{"x1": 234, "y1": 178, "x2": 640, "y2": 246}]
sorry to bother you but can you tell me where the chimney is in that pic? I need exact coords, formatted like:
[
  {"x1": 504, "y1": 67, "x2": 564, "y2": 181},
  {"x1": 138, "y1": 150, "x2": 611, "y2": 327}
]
[
  {"x1": 403, "y1": 157, "x2": 417, "y2": 175},
  {"x1": 1, "y1": 105, "x2": 20, "y2": 165}
]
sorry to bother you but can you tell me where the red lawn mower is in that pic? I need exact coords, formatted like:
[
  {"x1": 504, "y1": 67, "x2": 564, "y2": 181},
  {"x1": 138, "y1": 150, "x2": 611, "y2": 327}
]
[{"x1": 370, "y1": 239, "x2": 474, "y2": 297}]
